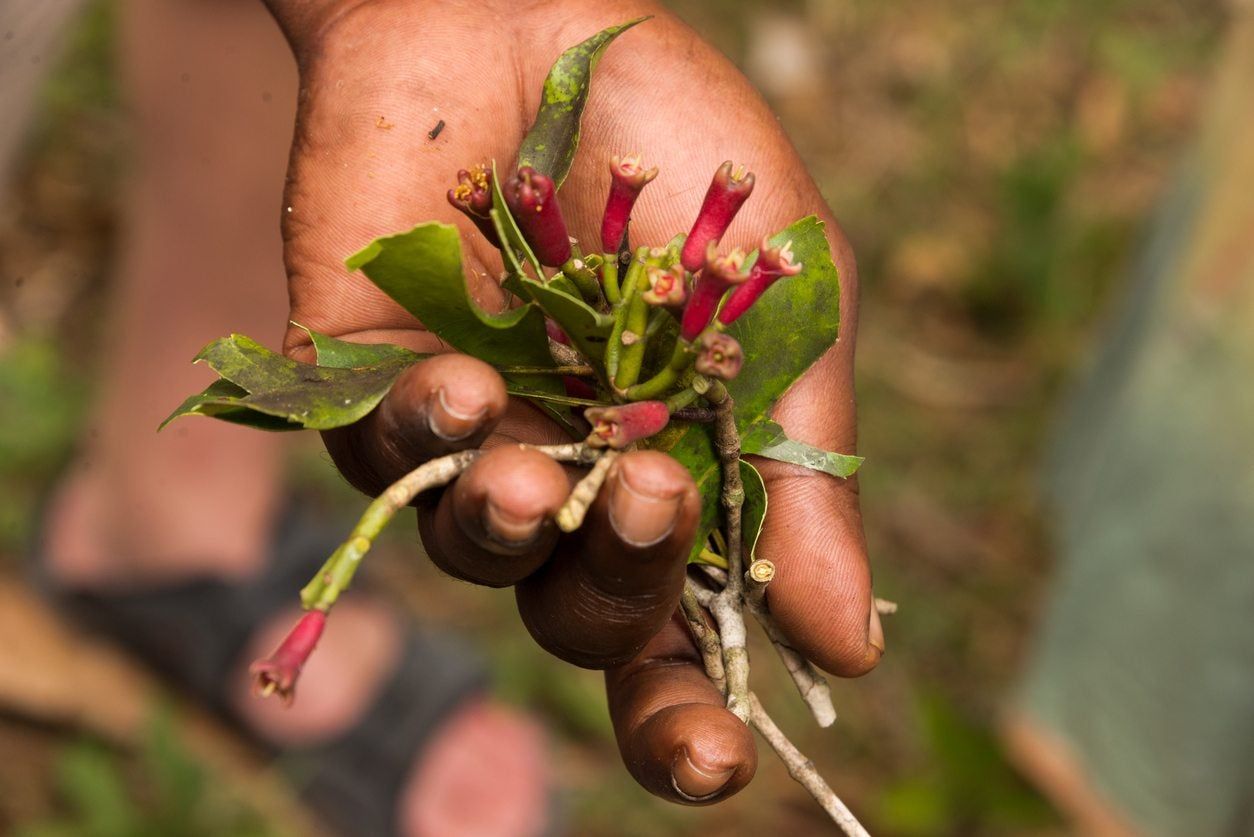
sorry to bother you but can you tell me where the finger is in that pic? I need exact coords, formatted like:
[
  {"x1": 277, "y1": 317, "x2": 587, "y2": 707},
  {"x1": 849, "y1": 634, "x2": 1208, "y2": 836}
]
[
  {"x1": 605, "y1": 612, "x2": 756, "y2": 804},
  {"x1": 418, "y1": 444, "x2": 570, "y2": 588},
  {"x1": 748, "y1": 329, "x2": 879, "y2": 677},
  {"x1": 322, "y1": 353, "x2": 508, "y2": 496},
  {"x1": 515, "y1": 451, "x2": 699, "y2": 669},
  {"x1": 754, "y1": 458, "x2": 881, "y2": 678}
]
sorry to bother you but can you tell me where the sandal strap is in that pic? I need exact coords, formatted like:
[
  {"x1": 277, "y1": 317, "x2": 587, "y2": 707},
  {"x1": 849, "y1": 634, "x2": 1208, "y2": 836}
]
[{"x1": 32, "y1": 502, "x2": 338, "y2": 717}]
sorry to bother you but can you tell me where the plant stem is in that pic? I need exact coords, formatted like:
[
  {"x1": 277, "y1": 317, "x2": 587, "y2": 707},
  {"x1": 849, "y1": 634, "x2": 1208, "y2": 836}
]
[
  {"x1": 665, "y1": 384, "x2": 702, "y2": 414},
  {"x1": 691, "y1": 548, "x2": 728, "y2": 569},
  {"x1": 748, "y1": 693, "x2": 870, "y2": 837},
  {"x1": 613, "y1": 256, "x2": 652, "y2": 389},
  {"x1": 561, "y1": 257, "x2": 604, "y2": 306},
  {"x1": 556, "y1": 450, "x2": 619, "y2": 531},
  {"x1": 747, "y1": 598, "x2": 837, "y2": 728},
  {"x1": 548, "y1": 339, "x2": 585, "y2": 368},
  {"x1": 499, "y1": 364, "x2": 596, "y2": 376},
  {"x1": 300, "y1": 449, "x2": 481, "y2": 611},
  {"x1": 605, "y1": 248, "x2": 647, "y2": 383},
  {"x1": 623, "y1": 339, "x2": 692, "y2": 401},
  {"x1": 300, "y1": 443, "x2": 601, "y2": 612},
  {"x1": 601, "y1": 253, "x2": 621, "y2": 304},
  {"x1": 680, "y1": 578, "x2": 866, "y2": 835},
  {"x1": 681, "y1": 580, "x2": 726, "y2": 692},
  {"x1": 702, "y1": 379, "x2": 752, "y2": 722}
]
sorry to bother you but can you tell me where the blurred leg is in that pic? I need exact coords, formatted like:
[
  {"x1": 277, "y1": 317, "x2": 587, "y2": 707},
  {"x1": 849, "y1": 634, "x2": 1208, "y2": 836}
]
[{"x1": 48, "y1": 0, "x2": 293, "y2": 584}]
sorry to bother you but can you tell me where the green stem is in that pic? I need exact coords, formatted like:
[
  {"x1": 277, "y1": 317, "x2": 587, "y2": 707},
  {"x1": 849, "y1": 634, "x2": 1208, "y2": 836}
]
[
  {"x1": 692, "y1": 548, "x2": 730, "y2": 570},
  {"x1": 601, "y1": 253, "x2": 621, "y2": 304},
  {"x1": 623, "y1": 338, "x2": 693, "y2": 401},
  {"x1": 561, "y1": 257, "x2": 604, "y2": 307},
  {"x1": 499, "y1": 364, "x2": 596, "y2": 376},
  {"x1": 614, "y1": 295, "x2": 649, "y2": 389},
  {"x1": 299, "y1": 443, "x2": 601, "y2": 612},
  {"x1": 605, "y1": 247, "x2": 647, "y2": 384},
  {"x1": 644, "y1": 306, "x2": 671, "y2": 341},
  {"x1": 300, "y1": 449, "x2": 482, "y2": 611},
  {"x1": 613, "y1": 248, "x2": 653, "y2": 390},
  {"x1": 664, "y1": 382, "x2": 701, "y2": 413}
]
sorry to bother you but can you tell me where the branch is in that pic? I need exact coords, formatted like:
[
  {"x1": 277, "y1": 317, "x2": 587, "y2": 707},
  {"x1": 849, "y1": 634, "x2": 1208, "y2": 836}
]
[
  {"x1": 557, "y1": 450, "x2": 619, "y2": 531},
  {"x1": 705, "y1": 380, "x2": 751, "y2": 722},
  {"x1": 499, "y1": 364, "x2": 597, "y2": 376},
  {"x1": 748, "y1": 693, "x2": 870, "y2": 837},
  {"x1": 747, "y1": 600, "x2": 837, "y2": 728},
  {"x1": 692, "y1": 573, "x2": 837, "y2": 728},
  {"x1": 681, "y1": 580, "x2": 726, "y2": 693},
  {"x1": 679, "y1": 578, "x2": 867, "y2": 836},
  {"x1": 744, "y1": 558, "x2": 774, "y2": 610},
  {"x1": 548, "y1": 338, "x2": 585, "y2": 367},
  {"x1": 301, "y1": 443, "x2": 601, "y2": 611}
]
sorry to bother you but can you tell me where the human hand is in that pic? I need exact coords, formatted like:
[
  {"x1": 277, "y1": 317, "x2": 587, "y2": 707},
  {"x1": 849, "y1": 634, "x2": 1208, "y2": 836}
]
[{"x1": 264, "y1": 0, "x2": 879, "y2": 804}]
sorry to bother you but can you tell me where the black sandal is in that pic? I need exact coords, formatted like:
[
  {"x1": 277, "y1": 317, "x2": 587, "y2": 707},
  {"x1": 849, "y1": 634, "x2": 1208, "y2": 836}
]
[{"x1": 31, "y1": 499, "x2": 488, "y2": 837}]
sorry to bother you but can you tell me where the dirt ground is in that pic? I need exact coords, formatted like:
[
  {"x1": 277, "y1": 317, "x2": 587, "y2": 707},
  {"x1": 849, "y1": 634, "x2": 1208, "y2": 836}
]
[{"x1": 0, "y1": 0, "x2": 1229, "y2": 834}]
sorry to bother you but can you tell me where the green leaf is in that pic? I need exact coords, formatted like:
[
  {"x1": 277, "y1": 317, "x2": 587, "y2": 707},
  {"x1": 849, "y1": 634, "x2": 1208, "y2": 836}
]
[
  {"x1": 490, "y1": 160, "x2": 542, "y2": 282},
  {"x1": 160, "y1": 333, "x2": 415, "y2": 431},
  {"x1": 647, "y1": 216, "x2": 844, "y2": 560},
  {"x1": 345, "y1": 222, "x2": 560, "y2": 395},
  {"x1": 742, "y1": 419, "x2": 863, "y2": 478},
  {"x1": 516, "y1": 18, "x2": 650, "y2": 187},
  {"x1": 740, "y1": 460, "x2": 768, "y2": 561},
  {"x1": 294, "y1": 322, "x2": 425, "y2": 369},
  {"x1": 521, "y1": 278, "x2": 613, "y2": 363}
]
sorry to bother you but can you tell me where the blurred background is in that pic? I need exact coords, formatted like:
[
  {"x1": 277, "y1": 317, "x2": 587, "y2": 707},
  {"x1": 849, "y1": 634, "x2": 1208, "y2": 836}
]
[{"x1": 0, "y1": 0, "x2": 1239, "y2": 834}]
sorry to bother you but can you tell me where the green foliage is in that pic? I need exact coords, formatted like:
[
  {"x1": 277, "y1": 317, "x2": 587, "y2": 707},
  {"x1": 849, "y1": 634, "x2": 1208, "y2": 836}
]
[
  {"x1": 301, "y1": 324, "x2": 422, "y2": 369},
  {"x1": 17, "y1": 711, "x2": 276, "y2": 837},
  {"x1": 0, "y1": 337, "x2": 87, "y2": 551},
  {"x1": 345, "y1": 223, "x2": 561, "y2": 396},
  {"x1": 872, "y1": 691, "x2": 1054, "y2": 835},
  {"x1": 161, "y1": 334, "x2": 415, "y2": 432},
  {"x1": 741, "y1": 419, "x2": 863, "y2": 478},
  {"x1": 648, "y1": 216, "x2": 851, "y2": 559},
  {"x1": 739, "y1": 460, "x2": 767, "y2": 561},
  {"x1": 516, "y1": 18, "x2": 650, "y2": 187},
  {"x1": 521, "y1": 278, "x2": 614, "y2": 364}
]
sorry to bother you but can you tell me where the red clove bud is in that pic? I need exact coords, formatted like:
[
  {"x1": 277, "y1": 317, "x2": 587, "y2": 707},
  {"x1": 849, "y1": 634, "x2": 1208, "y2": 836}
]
[
  {"x1": 717, "y1": 237, "x2": 803, "y2": 326},
  {"x1": 447, "y1": 164, "x2": 502, "y2": 248},
  {"x1": 504, "y1": 166, "x2": 572, "y2": 267},
  {"x1": 585, "y1": 401, "x2": 670, "y2": 449},
  {"x1": 601, "y1": 153, "x2": 658, "y2": 253},
  {"x1": 641, "y1": 263, "x2": 688, "y2": 308},
  {"x1": 679, "y1": 161, "x2": 755, "y2": 272},
  {"x1": 249, "y1": 610, "x2": 327, "y2": 706},
  {"x1": 694, "y1": 330, "x2": 743, "y2": 380},
  {"x1": 680, "y1": 243, "x2": 749, "y2": 342}
]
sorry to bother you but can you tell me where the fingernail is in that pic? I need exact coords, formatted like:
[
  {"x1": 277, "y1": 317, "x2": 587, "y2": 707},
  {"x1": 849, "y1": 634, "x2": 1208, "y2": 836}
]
[
  {"x1": 483, "y1": 499, "x2": 543, "y2": 547},
  {"x1": 608, "y1": 461, "x2": 682, "y2": 548},
  {"x1": 428, "y1": 386, "x2": 486, "y2": 441},
  {"x1": 868, "y1": 593, "x2": 885, "y2": 657},
  {"x1": 671, "y1": 747, "x2": 735, "y2": 801}
]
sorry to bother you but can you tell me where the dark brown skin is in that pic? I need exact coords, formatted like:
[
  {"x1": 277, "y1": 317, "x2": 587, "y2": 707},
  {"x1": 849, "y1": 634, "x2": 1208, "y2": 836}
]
[{"x1": 265, "y1": 0, "x2": 880, "y2": 804}]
